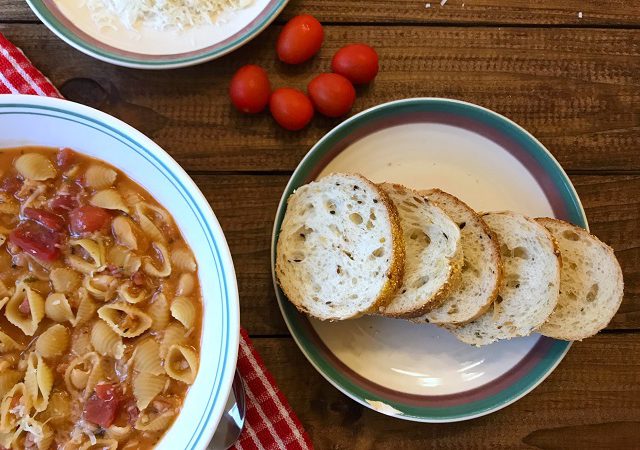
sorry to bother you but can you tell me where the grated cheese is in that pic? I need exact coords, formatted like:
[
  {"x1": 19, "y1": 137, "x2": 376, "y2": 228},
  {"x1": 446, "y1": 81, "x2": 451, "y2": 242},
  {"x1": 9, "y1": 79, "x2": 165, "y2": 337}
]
[{"x1": 84, "y1": 0, "x2": 253, "y2": 31}]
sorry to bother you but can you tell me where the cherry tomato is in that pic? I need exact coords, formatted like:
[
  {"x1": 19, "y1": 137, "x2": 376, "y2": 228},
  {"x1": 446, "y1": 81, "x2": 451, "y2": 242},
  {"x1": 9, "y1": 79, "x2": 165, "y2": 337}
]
[
  {"x1": 9, "y1": 221, "x2": 62, "y2": 262},
  {"x1": 50, "y1": 195, "x2": 79, "y2": 214},
  {"x1": 269, "y1": 88, "x2": 314, "y2": 131},
  {"x1": 69, "y1": 205, "x2": 112, "y2": 234},
  {"x1": 276, "y1": 15, "x2": 324, "y2": 64},
  {"x1": 307, "y1": 73, "x2": 356, "y2": 118},
  {"x1": 0, "y1": 176, "x2": 22, "y2": 195},
  {"x1": 84, "y1": 388, "x2": 120, "y2": 428},
  {"x1": 331, "y1": 44, "x2": 379, "y2": 84},
  {"x1": 23, "y1": 207, "x2": 65, "y2": 232},
  {"x1": 229, "y1": 65, "x2": 271, "y2": 114}
]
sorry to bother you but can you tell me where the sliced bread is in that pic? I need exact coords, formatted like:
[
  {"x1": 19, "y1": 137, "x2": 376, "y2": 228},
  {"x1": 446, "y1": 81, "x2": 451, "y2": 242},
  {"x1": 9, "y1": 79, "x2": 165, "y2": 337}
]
[
  {"x1": 377, "y1": 183, "x2": 463, "y2": 318},
  {"x1": 451, "y1": 212, "x2": 561, "y2": 346},
  {"x1": 536, "y1": 218, "x2": 624, "y2": 341},
  {"x1": 416, "y1": 189, "x2": 502, "y2": 325},
  {"x1": 275, "y1": 173, "x2": 405, "y2": 320}
]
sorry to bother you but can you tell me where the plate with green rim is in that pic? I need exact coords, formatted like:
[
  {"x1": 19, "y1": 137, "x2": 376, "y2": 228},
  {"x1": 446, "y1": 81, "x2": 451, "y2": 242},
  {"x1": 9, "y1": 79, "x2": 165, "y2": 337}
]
[
  {"x1": 270, "y1": 98, "x2": 586, "y2": 422},
  {"x1": 26, "y1": 0, "x2": 288, "y2": 69}
]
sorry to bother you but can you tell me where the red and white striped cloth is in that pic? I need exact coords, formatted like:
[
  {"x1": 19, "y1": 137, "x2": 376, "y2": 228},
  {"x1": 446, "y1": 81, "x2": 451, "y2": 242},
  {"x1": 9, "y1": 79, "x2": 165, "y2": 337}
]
[{"x1": 0, "y1": 31, "x2": 313, "y2": 450}]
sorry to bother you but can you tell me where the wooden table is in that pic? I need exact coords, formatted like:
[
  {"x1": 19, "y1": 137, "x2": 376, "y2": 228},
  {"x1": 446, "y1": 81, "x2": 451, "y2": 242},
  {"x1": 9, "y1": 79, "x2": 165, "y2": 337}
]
[{"x1": 2, "y1": 1, "x2": 639, "y2": 447}]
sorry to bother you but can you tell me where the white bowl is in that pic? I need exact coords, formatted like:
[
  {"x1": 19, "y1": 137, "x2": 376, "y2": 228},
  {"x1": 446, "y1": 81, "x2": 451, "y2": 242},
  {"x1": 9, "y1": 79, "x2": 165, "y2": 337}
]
[{"x1": 0, "y1": 94, "x2": 240, "y2": 450}]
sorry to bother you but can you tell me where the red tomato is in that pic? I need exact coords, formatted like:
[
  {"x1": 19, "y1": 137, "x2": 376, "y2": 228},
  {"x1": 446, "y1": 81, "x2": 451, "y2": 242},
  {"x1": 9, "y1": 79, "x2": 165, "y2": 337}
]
[
  {"x1": 57, "y1": 147, "x2": 76, "y2": 169},
  {"x1": 23, "y1": 207, "x2": 65, "y2": 232},
  {"x1": 50, "y1": 195, "x2": 79, "y2": 214},
  {"x1": 269, "y1": 88, "x2": 314, "y2": 131},
  {"x1": 307, "y1": 73, "x2": 356, "y2": 118},
  {"x1": 331, "y1": 44, "x2": 379, "y2": 84},
  {"x1": 9, "y1": 221, "x2": 62, "y2": 262},
  {"x1": 69, "y1": 205, "x2": 112, "y2": 234},
  {"x1": 229, "y1": 65, "x2": 271, "y2": 114},
  {"x1": 84, "y1": 386, "x2": 120, "y2": 428},
  {"x1": 276, "y1": 15, "x2": 324, "y2": 64},
  {"x1": 18, "y1": 298, "x2": 30, "y2": 315}
]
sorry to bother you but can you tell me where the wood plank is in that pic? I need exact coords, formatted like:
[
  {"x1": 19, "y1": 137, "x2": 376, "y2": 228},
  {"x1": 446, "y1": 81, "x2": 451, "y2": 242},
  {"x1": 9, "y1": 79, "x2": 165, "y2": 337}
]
[
  {"x1": 192, "y1": 174, "x2": 640, "y2": 335},
  {"x1": 3, "y1": 0, "x2": 640, "y2": 26},
  {"x1": 253, "y1": 334, "x2": 640, "y2": 449},
  {"x1": 1, "y1": 24, "x2": 639, "y2": 172}
]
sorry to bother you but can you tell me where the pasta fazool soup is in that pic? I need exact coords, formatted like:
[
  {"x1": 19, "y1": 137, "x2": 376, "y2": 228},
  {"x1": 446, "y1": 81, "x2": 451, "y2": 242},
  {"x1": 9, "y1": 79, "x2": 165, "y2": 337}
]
[{"x1": 0, "y1": 147, "x2": 202, "y2": 450}]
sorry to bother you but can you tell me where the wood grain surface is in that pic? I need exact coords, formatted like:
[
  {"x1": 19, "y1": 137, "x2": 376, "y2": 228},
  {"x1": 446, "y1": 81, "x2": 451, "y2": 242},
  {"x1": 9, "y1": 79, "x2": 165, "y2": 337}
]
[
  {"x1": 254, "y1": 334, "x2": 640, "y2": 449},
  {"x1": 3, "y1": 0, "x2": 640, "y2": 26},
  {"x1": 0, "y1": 24, "x2": 639, "y2": 172},
  {"x1": 1, "y1": 0, "x2": 640, "y2": 447}
]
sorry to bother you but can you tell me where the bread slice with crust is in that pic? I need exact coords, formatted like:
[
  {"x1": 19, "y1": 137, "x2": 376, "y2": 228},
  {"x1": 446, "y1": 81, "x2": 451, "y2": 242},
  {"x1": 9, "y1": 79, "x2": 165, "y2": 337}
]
[
  {"x1": 416, "y1": 189, "x2": 502, "y2": 325},
  {"x1": 377, "y1": 183, "x2": 463, "y2": 318},
  {"x1": 536, "y1": 218, "x2": 624, "y2": 341},
  {"x1": 275, "y1": 173, "x2": 405, "y2": 320},
  {"x1": 451, "y1": 212, "x2": 561, "y2": 346}
]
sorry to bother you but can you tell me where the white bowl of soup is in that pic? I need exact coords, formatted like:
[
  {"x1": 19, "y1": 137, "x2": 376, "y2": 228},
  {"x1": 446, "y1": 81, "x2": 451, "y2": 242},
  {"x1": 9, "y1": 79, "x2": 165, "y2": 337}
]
[{"x1": 0, "y1": 95, "x2": 240, "y2": 450}]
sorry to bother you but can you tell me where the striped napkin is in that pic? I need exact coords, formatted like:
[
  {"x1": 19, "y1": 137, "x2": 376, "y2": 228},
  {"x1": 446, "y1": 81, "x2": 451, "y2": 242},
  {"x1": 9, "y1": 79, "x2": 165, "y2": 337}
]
[{"x1": 0, "y1": 31, "x2": 313, "y2": 450}]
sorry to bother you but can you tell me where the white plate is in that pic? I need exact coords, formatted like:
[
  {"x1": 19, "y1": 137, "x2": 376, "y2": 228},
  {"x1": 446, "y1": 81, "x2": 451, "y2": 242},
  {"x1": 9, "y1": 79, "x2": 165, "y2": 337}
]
[{"x1": 272, "y1": 98, "x2": 586, "y2": 422}]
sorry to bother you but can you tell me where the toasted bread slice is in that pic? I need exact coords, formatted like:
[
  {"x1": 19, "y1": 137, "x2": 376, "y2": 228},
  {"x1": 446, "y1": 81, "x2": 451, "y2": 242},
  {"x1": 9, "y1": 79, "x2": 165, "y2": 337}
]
[
  {"x1": 451, "y1": 212, "x2": 561, "y2": 346},
  {"x1": 378, "y1": 183, "x2": 463, "y2": 318},
  {"x1": 536, "y1": 218, "x2": 624, "y2": 341},
  {"x1": 275, "y1": 173, "x2": 405, "y2": 320},
  {"x1": 416, "y1": 189, "x2": 502, "y2": 325}
]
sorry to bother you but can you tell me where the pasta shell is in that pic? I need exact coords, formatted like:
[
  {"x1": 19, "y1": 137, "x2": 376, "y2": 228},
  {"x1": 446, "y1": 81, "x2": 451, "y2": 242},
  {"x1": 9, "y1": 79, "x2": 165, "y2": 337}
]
[
  {"x1": 106, "y1": 424, "x2": 132, "y2": 441},
  {"x1": 148, "y1": 292, "x2": 170, "y2": 331},
  {"x1": 134, "y1": 202, "x2": 171, "y2": 242},
  {"x1": 44, "y1": 292, "x2": 73, "y2": 323},
  {"x1": 98, "y1": 303, "x2": 152, "y2": 338},
  {"x1": 71, "y1": 329, "x2": 92, "y2": 356},
  {"x1": 24, "y1": 352, "x2": 53, "y2": 412},
  {"x1": 175, "y1": 273, "x2": 195, "y2": 297},
  {"x1": 121, "y1": 187, "x2": 144, "y2": 207},
  {"x1": 160, "y1": 323, "x2": 186, "y2": 358},
  {"x1": 0, "y1": 371, "x2": 22, "y2": 399},
  {"x1": 135, "y1": 410, "x2": 176, "y2": 432},
  {"x1": 5, "y1": 283, "x2": 45, "y2": 336},
  {"x1": 133, "y1": 372, "x2": 166, "y2": 410},
  {"x1": 165, "y1": 345, "x2": 198, "y2": 385},
  {"x1": 106, "y1": 245, "x2": 141, "y2": 276},
  {"x1": 49, "y1": 268, "x2": 81, "y2": 293},
  {"x1": 132, "y1": 338, "x2": 163, "y2": 375},
  {"x1": 170, "y1": 247, "x2": 197, "y2": 272},
  {"x1": 143, "y1": 242, "x2": 172, "y2": 278},
  {"x1": 170, "y1": 296, "x2": 195, "y2": 329},
  {"x1": 35, "y1": 324, "x2": 70, "y2": 358},
  {"x1": 83, "y1": 274, "x2": 118, "y2": 302},
  {"x1": 84, "y1": 164, "x2": 117, "y2": 189},
  {"x1": 64, "y1": 353, "x2": 102, "y2": 396},
  {"x1": 118, "y1": 281, "x2": 147, "y2": 304},
  {"x1": 79, "y1": 439, "x2": 118, "y2": 450},
  {"x1": 14, "y1": 153, "x2": 56, "y2": 180},
  {"x1": 91, "y1": 320, "x2": 125, "y2": 360},
  {"x1": 0, "y1": 331, "x2": 21, "y2": 353},
  {"x1": 72, "y1": 289, "x2": 98, "y2": 326},
  {"x1": 0, "y1": 382, "x2": 31, "y2": 433},
  {"x1": 112, "y1": 216, "x2": 138, "y2": 250},
  {"x1": 90, "y1": 189, "x2": 129, "y2": 214},
  {"x1": 67, "y1": 239, "x2": 106, "y2": 275}
]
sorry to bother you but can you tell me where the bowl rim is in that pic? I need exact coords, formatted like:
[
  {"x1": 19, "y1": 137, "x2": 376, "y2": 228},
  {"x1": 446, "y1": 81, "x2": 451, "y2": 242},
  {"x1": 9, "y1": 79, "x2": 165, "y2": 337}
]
[{"x1": 0, "y1": 94, "x2": 240, "y2": 448}]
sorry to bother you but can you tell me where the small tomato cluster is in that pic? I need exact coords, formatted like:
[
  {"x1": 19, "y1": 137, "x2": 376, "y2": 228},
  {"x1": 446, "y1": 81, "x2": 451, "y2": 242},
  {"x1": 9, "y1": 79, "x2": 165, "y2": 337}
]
[{"x1": 229, "y1": 14, "x2": 379, "y2": 131}]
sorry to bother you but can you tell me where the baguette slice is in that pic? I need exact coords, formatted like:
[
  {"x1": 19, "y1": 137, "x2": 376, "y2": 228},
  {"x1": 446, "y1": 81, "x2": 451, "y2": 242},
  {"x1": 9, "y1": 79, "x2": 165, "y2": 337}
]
[
  {"x1": 378, "y1": 183, "x2": 463, "y2": 318},
  {"x1": 275, "y1": 173, "x2": 405, "y2": 320},
  {"x1": 416, "y1": 189, "x2": 502, "y2": 325},
  {"x1": 536, "y1": 218, "x2": 624, "y2": 341},
  {"x1": 451, "y1": 212, "x2": 561, "y2": 346}
]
